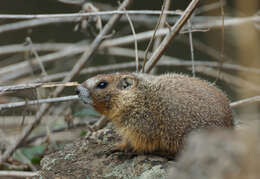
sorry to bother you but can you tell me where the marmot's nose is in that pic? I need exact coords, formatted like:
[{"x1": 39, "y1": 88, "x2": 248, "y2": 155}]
[{"x1": 75, "y1": 86, "x2": 81, "y2": 95}]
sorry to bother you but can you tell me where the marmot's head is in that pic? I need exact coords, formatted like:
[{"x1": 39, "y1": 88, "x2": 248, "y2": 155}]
[{"x1": 76, "y1": 73, "x2": 138, "y2": 116}]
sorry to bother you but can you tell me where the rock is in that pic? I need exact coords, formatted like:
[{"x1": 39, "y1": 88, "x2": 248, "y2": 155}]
[
  {"x1": 167, "y1": 123, "x2": 260, "y2": 179},
  {"x1": 40, "y1": 126, "x2": 172, "y2": 179}
]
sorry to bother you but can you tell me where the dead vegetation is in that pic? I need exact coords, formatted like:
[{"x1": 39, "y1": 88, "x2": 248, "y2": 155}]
[{"x1": 0, "y1": 0, "x2": 260, "y2": 178}]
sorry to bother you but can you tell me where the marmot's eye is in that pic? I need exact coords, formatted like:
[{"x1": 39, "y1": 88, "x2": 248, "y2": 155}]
[{"x1": 96, "y1": 81, "x2": 108, "y2": 89}]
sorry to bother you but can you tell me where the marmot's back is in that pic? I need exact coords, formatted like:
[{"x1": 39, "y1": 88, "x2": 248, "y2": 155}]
[
  {"x1": 155, "y1": 74, "x2": 233, "y2": 127},
  {"x1": 76, "y1": 73, "x2": 233, "y2": 156}
]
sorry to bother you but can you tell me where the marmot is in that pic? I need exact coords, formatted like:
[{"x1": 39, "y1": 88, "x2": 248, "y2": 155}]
[{"x1": 76, "y1": 73, "x2": 233, "y2": 156}]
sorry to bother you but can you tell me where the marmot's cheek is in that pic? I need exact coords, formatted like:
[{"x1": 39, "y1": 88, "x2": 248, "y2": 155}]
[{"x1": 76, "y1": 85, "x2": 93, "y2": 106}]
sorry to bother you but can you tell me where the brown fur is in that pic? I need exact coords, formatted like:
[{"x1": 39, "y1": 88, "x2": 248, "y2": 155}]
[{"x1": 77, "y1": 73, "x2": 233, "y2": 155}]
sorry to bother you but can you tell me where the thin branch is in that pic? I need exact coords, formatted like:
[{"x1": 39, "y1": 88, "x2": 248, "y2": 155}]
[
  {"x1": 0, "y1": 83, "x2": 41, "y2": 93},
  {"x1": 0, "y1": 171, "x2": 38, "y2": 178},
  {"x1": 142, "y1": 0, "x2": 167, "y2": 72},
  {"x1": 0, "y1": 43, "x2": 73, "y2": 55},
  {"x1": 221, "y1": 0, "x2": 225, "y2": 64},
  {"x1": 144, "y1": 0, "x2": 200, "y2": 73},
  {"x1": 215, "y1": 0, "x2": 225, "y2": 82},
  {"x1": 124, "y1": 9, "x2": 139, "y2": 72},
  {"x1": 188, "y1": 19, "x2": 196, "y2": 77},
  {"x1": 153, "y1": 0, "x2": 171, "y2": 51},
  {"x1": 0, "y1": 17, "x2": 79, "y2": 34},
  {"x1": 230, "y1": 96, "x2": 260, "y2": 107},
  {"x1": 0, "y1": 0, "x2": 133, "y2": 165},
  {"x1": 0, "y1": 82, "x2": 78, "y2": 94},
  {"x1": 0, "y1": 95, "x2": 78, "y2": 110},
  {"x1": 193, "y1": 15, "x2": 260, "y2": 29},
  {"x1": 25, "y1": 37, "x2": 48, "y2": 76},
  {"x1": 0, "y1": 10, "x2": 182, "y2": 20}
]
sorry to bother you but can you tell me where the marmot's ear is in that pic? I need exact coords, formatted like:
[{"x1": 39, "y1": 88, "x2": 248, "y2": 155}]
[{"x1": 117, "y1": 75, "x2": 136, "y2": 90}]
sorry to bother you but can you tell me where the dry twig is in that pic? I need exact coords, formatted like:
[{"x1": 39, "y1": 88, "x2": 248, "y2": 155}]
[
  {"x1": 0, "y1": 10, "x2": 181, "y2": 20},
  {"x1": 0, "y1": 171, "x2": 38, "y2": 178},
  {"x1": 230, "y1": 96, "x2": 260, "y2": 107},
  {"x1": 0, "y1": 95, "x2": 78, "y2": 110},
  {"x1": 0, "y1": 82, "x2": 78, "y2": 94},
  {"x1": 124, "y1": 9, "x2": 139, "y2": 72},
  {"x1": 153, "y1": 0, "x2": 171, "y2": 51},
  {"x1": 188, "y1": 19, "x2": 196, "y2": 77},
  {"x1": 215, "y1": 0, "x2": 225, "y2": 82},
  {"x1": 24, "y1": 37, "x2": 48, "y2": 76}
]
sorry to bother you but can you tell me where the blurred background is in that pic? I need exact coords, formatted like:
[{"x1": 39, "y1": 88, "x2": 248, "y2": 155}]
[{"x1": 0, "y1": 0, "x2": 259, "y2": 172}]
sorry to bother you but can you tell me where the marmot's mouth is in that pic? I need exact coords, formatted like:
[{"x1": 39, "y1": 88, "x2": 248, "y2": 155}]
[{"x1": 76, "y1": 85, "x2": 93, "y2": 106}]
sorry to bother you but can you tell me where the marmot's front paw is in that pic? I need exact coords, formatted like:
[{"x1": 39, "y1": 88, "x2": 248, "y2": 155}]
[
  {"x1": 105, "y1": 142, "x2": 131, "y2": 154},
  {"x1": 104, "y1": 142, "x2": 137, "y2": 159}
]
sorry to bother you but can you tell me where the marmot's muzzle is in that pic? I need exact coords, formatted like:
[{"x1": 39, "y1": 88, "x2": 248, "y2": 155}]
[{"x1": 76, "y1": 85, "x2": 93, "y2": 105}]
